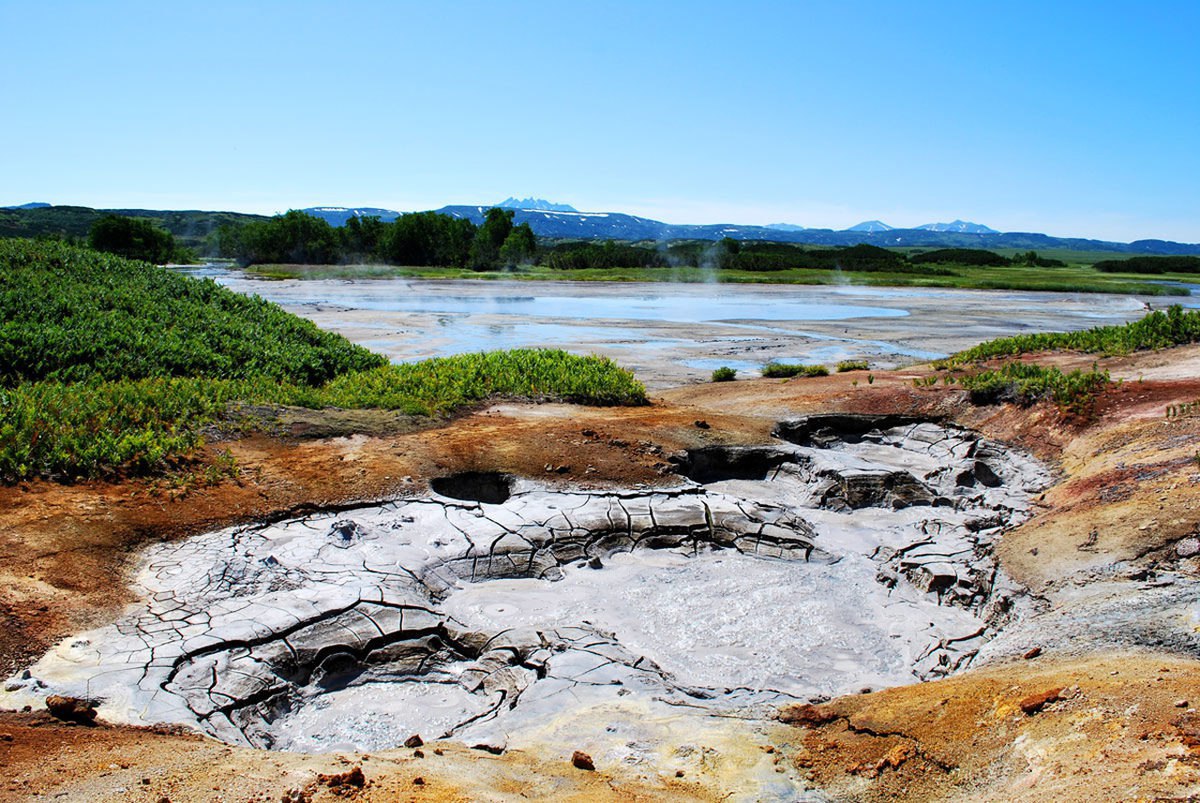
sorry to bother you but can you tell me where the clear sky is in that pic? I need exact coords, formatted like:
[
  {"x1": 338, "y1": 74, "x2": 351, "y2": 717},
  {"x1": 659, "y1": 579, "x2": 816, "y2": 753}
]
[{"x1": 2, "y1": 1, "x2": 1197, "y2": 242}]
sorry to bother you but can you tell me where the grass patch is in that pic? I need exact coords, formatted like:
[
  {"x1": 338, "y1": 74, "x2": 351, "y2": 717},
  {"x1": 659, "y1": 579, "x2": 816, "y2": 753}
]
[
  {"x1": 761, "y1": 362, "x2": 830, "y2": 378},
  {"x1": 836, "y1": 360, "x2": 870, "y2": 372},
  {"x1": 237, "y1": 260, "x2": 1194, "y2": 296}
]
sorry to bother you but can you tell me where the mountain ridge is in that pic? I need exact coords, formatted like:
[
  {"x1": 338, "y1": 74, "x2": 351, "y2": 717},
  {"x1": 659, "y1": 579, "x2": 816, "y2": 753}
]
[
  {"x1": 496, "y1": 197, "x2": 578, "y2": 212},
  {"x1": 3, "y1": 203, "x2": 1198, "y2": 256}
]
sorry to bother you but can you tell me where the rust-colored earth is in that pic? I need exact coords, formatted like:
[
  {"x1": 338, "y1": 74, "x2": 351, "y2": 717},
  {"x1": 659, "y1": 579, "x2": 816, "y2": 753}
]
[{"x1": 3, "y1": 347, "x2": 1200, "y2": 801}]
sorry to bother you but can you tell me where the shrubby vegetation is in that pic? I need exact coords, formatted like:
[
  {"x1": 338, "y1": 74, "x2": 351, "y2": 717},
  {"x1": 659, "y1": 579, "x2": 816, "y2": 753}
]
[
  {"x1": 0, "y1": 240, "x2": 645, "y2": 481},
  {"x1": 711, "y1": 367, "x2": 737, "y2": 382},
  {"x1": 931, "y1": 306, "x2": 1200, "y2": 417},
  {"x1": 836, "y1": 359, "x2": 869, "y2": 372},
  {"x1": 947, "y1": 363, "x2": 1110, "y2": 416},
  {"x1": 88, "y1": 214, "x2": 196, "y2": 264},
  {"x1": 761, "y1": 362, "x2": 830, "y2": 378},
  {"x1": 1093, "y1": 256, "x2": 1200, "y2": 274},
  {"x1": 940, "y1": 305, "x2": 1200, "y2": 366},
  {"x1": 0, "y1": 239, "x2": 384, "y2": 385},
  {"x1": 0, "y1": 351, "x2": 645, "y2": 482}
]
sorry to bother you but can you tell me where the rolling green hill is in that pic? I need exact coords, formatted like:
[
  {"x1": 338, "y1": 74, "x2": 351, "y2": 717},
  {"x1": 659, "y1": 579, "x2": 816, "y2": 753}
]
[{"x1": 0, "y1": 205, "x2": 268, "y2": 255}]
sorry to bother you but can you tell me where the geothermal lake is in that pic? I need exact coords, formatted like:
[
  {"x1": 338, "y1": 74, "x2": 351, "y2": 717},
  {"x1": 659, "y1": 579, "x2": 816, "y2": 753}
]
[{"x1": 185, "y1": 265, "x2": 1191, "y2": 387}]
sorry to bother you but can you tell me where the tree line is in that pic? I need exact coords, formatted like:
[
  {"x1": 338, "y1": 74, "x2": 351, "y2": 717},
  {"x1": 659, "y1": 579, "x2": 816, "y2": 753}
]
[{"x1": 215, "y1": 208, "x2": 536, "y2": 270}]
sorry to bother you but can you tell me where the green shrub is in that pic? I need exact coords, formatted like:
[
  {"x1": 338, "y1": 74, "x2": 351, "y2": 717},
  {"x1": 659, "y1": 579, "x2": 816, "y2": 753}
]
[
  {"x1": 712, "y1": 366, "x2": 737, "y2": 382},
  {"x1": 949, "y1": 362, "x2": 1110, "y2": 415},
  {"x1": 836, "y1": 360, "x2": 869, "y2": 372},
  {"x1": 761, "y1": 362, "x2": 830, "y2": 378}
]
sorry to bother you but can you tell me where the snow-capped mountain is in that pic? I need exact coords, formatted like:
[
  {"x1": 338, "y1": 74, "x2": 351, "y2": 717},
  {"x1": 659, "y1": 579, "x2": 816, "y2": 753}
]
[
  {"x1": 496, "y1": 197, "x2": 579, "y2": 212},
  {"x1": 846, "y1": 220, "x2": 895, "y2": 232},
  {"x1": 915, "y1": 220, "x2": 998, "y2": 234},
  {"x1": 301, "y1": 207, "x2": 401, "y2": 226}
]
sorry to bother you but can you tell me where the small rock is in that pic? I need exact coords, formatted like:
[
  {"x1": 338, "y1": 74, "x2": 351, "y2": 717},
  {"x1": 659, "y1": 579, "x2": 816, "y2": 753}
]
[
  {"x1": 694, "y1": 420, "x2": 710, "y2": 429},
  {"x1": 413, "y1": 777, "x2": 425, "y2": 786},
  {"x1": 433, "y1": 748, "x2": 444, "y2": 756},
  {"x1": 572, "y1": 750, "x2": 595, "y2": 771},
  {"x1": 1019, "y1": 687, "x2": 1064, "y2": 715},
  {"x1": 1177, "y1": 538, "x2": 1200, "y2": 558},
  {"x1": 404, "y1": 734, "x2": 424, "y2": 748},
  {"x1": 779, "y1": 703, "x2": 838, "y2": 728},
  {"x1": 319, "y1": 766, "x2": 364, "y2": 789},
  {"x1": 1022, "y1": 647, "x2": 1042, "y2": 660},
  {"x1": 45, "y1": 695, "x2": 96, "y2": 724},
  {"x1": 472, "y1": 743, "x2": 504, "y2": 755},
  {"x1": 1176, "y1": 700, "x2": 1190, "y2": 708},
  {"x1": 587, "y1": 556, "x2": 604, "y2": 570},
  {"x1": 413, "y1": 749, "x2": 425, "y2": 758},
  {"x1": 675, "y1": 769, "x2": 685, "y2": 777}
]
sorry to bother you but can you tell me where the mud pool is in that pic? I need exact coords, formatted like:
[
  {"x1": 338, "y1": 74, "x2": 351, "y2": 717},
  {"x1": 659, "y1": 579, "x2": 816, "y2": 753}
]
[
  {"x1": 2, "y1": 416, "x2": 1049, "y2": 759},
  {"x1": 178, "y1": 266, "x2": 1182, "y2": 387}
]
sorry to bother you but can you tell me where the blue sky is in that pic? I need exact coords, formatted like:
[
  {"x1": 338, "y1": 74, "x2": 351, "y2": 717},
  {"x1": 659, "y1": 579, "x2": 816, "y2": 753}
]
[{"x1": 2, "y1": 1, "x2": 1197, "y2": 241}]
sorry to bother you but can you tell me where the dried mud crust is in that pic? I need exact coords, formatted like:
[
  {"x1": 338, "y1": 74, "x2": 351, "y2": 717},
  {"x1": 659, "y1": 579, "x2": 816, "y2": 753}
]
[
  {"x1": 3, "y1": 416, "x2": 1049, "y2": 761},
  {"x1": 2, "y1": 344, "x2": 1200, "y2": 800}
]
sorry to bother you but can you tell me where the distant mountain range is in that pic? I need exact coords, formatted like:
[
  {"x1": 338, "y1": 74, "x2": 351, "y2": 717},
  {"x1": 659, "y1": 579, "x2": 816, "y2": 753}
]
[
  {"x1": 915, "y1": 219, "x2": 999, "y2": 234},
  {"x1": 5, "y1": 201, "x2": 1199, "y2": 255},
  {"x1": 428, "y1": 205, "x2": 1200, "y2": 255},
  {"x1": 496, "y1": 197, "x2": 578, "y2": 212},
  {"x1": 301, "y1": 207, "x2": 401, "y2": 226}
]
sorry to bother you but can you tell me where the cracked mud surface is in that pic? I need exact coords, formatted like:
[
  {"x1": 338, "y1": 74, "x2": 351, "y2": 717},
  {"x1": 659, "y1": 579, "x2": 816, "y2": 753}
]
[{"x1": 2, "y1": 418, "x2": 1047, "y2": 770}]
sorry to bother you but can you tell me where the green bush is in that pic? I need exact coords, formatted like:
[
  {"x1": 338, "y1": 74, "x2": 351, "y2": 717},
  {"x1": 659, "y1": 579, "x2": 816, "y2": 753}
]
[
  {"x1": 712, "y1": 366, "x2": 737, "y2": 382},
  {"x1": 761, "y1": 362, "x2": 830, "y2": 378},
  {"x1": 836, "y1": 360, "x2": 869, "y2": 372},
  {"x1": 949, "y1": 362, "x2": 1110, "y2": 415}
]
